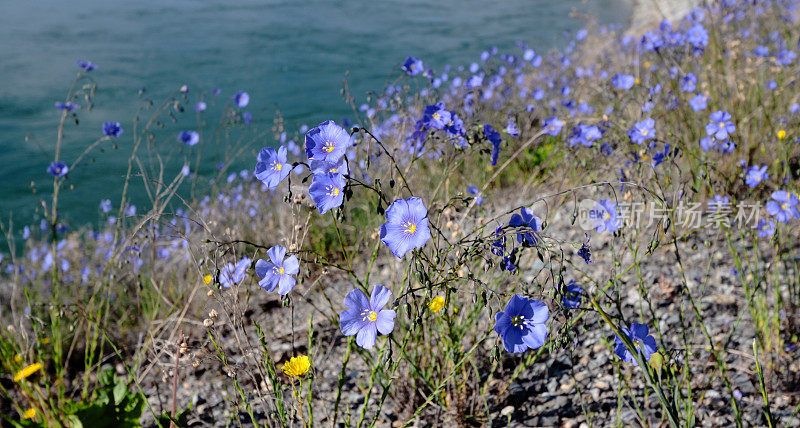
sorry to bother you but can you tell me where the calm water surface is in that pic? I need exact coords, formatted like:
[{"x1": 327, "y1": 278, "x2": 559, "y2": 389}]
[{"x1": 0, "y1": 0, "x2": 630, "y2": 230}]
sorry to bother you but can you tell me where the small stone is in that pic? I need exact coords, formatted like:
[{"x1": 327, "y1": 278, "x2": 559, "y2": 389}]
[{"x1": 501, "y1": 405, "x2": 514, "y2": 416}]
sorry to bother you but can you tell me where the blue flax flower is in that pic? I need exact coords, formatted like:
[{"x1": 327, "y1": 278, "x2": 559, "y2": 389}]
[
  {"x1": 77, "y1": 60, "x2": 97, "y2": 71},
  {"x1": 103, "y1": 122, "x2": 123, "y2": 137},
  {"x1": 402, "y1": 57, "x2": 424, "y2": 76},
  {"x1": 380, "y1": 197, "x2": 432, "y2": 258},
  {"x1": 308, "y1": 173, "x2": 345, "y2": 214},
  {"x1": 543, "y1": 117, "x2": 564, "y2": 136},
  {"x1": 220, "y1": 257, "x2": 251, "y2": 288},
  {"x1": 493, "y1": 295, "x2": 549, "y2": 353},
  {"x1": 255, "y1": 146, "x2": 291, "y2": 190},
  {"x1": 509, "y1": 207, "x2": 541, "y2": 246},
  {"x1": 305, "y1": 120, "x2": 352, "y2": 163},
  {"x1": 628, "y1": 118, "x2": 655, "y2": 144},
  {"x1": 255, "y1": 245, "x2": 300, "y2": 295},
  {"x1": 55, "y1": 101, "x2": 78, "y2": 111},
  {"x1": 706, "y1": 111, "x2": 735, "y2": 140},
  {"x1": 686, "y1": 24, "x2": 708, "y2": 48},
  {"x1": 484, "y1": 124, "x2": 502, "y2": 166},
  {"x1": 562, "y1": 280, "x2": 583, "y2": 308},
  {"x1": 756, "y1": 219, "x2": 775, "y2": 237},
  {"x1": 745, "y1": 165, "x2": 768, "y2": 188},
  {"x1": 421, "y1": 103, "x2": 451, "y2": 130},
  {"x1": 177, "y1": 130, "x2": 200, "y2": 146},
  {"x1": 766, "y1": 191, "x2": 799, "y2": 223},
  {"x1": 689, "y1": 94, "x2": 707, "y2": 111},
  {"x1": 611, "y1": 74, "x2": 635, "y2": 90},
  {"x1": 614, "y1": 323, "x2": 657, "y2": 366},
  {"x1": 591, "y1": 199, "x2": 620, "y2": 233},
  {"x1": 234, "y1": 91, "x2": 250, "y2": 108},
  {"x1": 47, "y1": 162, "x2": 69, "y2": 177},
  {"x1": 505, "y1": 117, "x2": 520, "y2": 138},
  {"x1": 340, "y1": 285, "x2": 396, "y2": 349}
]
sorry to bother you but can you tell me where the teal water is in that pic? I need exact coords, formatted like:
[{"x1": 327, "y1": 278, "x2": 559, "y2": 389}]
[{"x1": 0, "y1": 0, "x2": 630, "y2": 232}]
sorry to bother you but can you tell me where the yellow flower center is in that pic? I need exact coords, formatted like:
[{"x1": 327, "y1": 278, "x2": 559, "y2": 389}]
[
  {"x1": 329, "y1": 167, "x2": 338, "y2": 173},
  {"x1": 323, "y1": 141, "x2": 335, "y2": 153},
  {"x1": 432, "y1": 112, "x2": 440, "y2": 120},
  {"x1": 404, "y1": 221, "x2": 417, "y2": 235},
  {"x1": 511, "y1": 315, "x2": 526, "y2": 329},
  {"x1": 272, "y1": 162, "x2": 282, "y2": 171},
  {"x1": 603, "y1": 212, "x2": 611, "y2": 220},
  {"x1": 641, "y1": 129, "x2": 648, "y2": 136},
  {"x1": 273, "y1": 266, "x2": 285, "y2": 275},
  {"x1": 327, "y1": 185, "x2": 340, "y2": 196},
  {"x1": 782, "y1": 203, "x2": 788, "y2": 211},
  {"x1": 361, "y1": 309, "x2": 378, "y2": 322}
]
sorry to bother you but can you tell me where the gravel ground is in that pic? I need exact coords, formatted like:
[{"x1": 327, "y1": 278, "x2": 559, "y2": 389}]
[{"x1": 129, "y1": 183, "x2": 800, "y2": 427}]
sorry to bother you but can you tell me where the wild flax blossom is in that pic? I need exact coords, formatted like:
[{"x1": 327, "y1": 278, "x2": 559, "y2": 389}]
[
  {"x1": 614, "y1": 323, "x2": 658, "y2": 366},
  {"x1": 591, "y1": 199, "x2": 620, "y2": 233},
  {"x1": 402, "y1": 56, "x2": 424, "y2": 76},
  {"x1": 340, "y1": 285, "x2": 396, "y2": 349},
  {"x1": 77, "y1": 60, "x2": 96, "y2": 71},
  {"x1": 255, "y1": 246, "x2": 299, "y2": 295},
  {"x1": 493, "y1": 295, "x2": 549, "y2": 353},
  {"x1": 542, "y1": 117, "x2": 564, "y2": 136},
  {"x1": 177, "y1": 130, "x2": 200, "y2": 146},
  {"x1": 766, "y1": 191, "x2": 800, "y2": 223},
  {"x1": 484, "y1": 124, "x2": 502, "y2": 166},
  {"x1": 380, "y1": 197, "x2": 432, "y2": 258},
  {"x1": 611, "y1": 73, "x2": 635, "y2": 90},
  {"x1": 421, "y1": 103, "x2": 451, "y2": 130},
  {"x1": 102, "y1": 121, "x2": 122, "y2": 137},
  {"x1": 254, "y1": 146, "x2": 291, "y2": 190},
  {"x1": 308, "y1": 173, "x2": 345, "y2": 214},
  {"x1": 282, "y1": 355, "x2": 310, "y2": 377},
  {"x1": 745, "y1": 165, "x2": 768, "y2": 188},
  {"x1": 706, "y1": 111, "x2": 735, "y2": 140},
  {"x1": 47, "y1": 162, "x2": 69, "y2": 177},
  {"x1": 562, "y1": 280, "x2": 583, "y2": 308},
  {"x1": 509, "y1": 207, "x2": 542, "y2": 246},
  {"x1": 628, "y1": 118, "x2": 655, "y2": 144},
  {"x1": 305, "y1": 120, "x2": 352, "y2": 163},
  {"x1": 233, "y1": 91, "x2": 250, "y2": 108},
  {"x1": 219, "y1": 257, "x2": 251, "y2": 288}
]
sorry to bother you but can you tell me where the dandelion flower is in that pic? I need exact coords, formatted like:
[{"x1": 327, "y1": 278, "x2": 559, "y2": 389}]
[
  {"x1": 282, "y1": 355, "x2": 310, "y2": 377},
  {"x1": 428, "y1": 296, "x2": 445, "y2": 313},
  {"x1": 22, "y1": 408, "x2": 36, "y2": 420}
]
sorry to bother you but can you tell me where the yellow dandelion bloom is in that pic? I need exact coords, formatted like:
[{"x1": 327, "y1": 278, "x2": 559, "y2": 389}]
[
  {"x1": 14, "y1": 363, "x2": 42, "y2": 382},
  {"x1": 427, "y1": 296, "x2": 446, "y2": 313},
  {"x1": 282, "y1": 355, "x2": 310, "y2": 377},
  {"x1": 22, "y1": 407, "x2": 36, "y2": 419},
  {"x1": 203, "y1": 274, "x2": 213, "y2": 284},
  {"x1": 777, "y1": 129, "x2": 787, "y2": 140}
]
